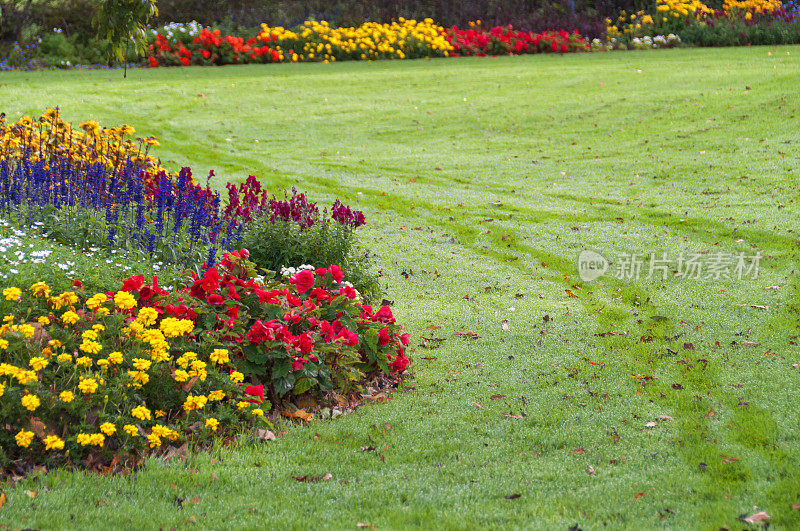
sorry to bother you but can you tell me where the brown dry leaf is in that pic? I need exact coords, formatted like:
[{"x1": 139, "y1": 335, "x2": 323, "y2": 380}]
[
  {"x1": 282, "y1": 409, "x2": 313, "y2": 422},
  {"x1": 162, "y1": 443, "x2": 188, "y2": 462},
  {"x1": 25, "y1": 490, "x2": 36, "y2": 498},
  {"x1": 256, "y1": 429, "x2": 276, "y2": 442},
  {"x1": 471, "y1": 401, "x2": 485, "y2": 409},
  {"x1": 764, "y1": 285, "x2": 780, "y2": 290},
  {"x1": 490, "y1": 394, "x2": 506, "y2": 400},
  {"x1": 744, "y1": 511, "x2": 770, "y2": 525},
  {"x1": 190, "y1": 496, "x2": 201, "y2": 504},
  {"x1": 29, "y1": 417, "x2": 48, "y2": 438},
  {"x1": 425, "y1": 325, "x2": 441, "y2": 330},
  {"x1": 454, "y1": 330, "x2": 480, "y2": 338},
  {"x1": 292, "y1": 473, "x2": 333, "y2": 482},
  {"x1": 572, "y1": 448, "x2": 586, "y2": 455},
  {"x1": 356, "y1": 523, "x2": 377, "y2": 529},
  {"x1": 634, "y1": 492, "x2": 646, "y2": 500},
  {"x1": 182, "y1": 375, "x2": 200, "y2": 392},
  {"x1": 742, "y1": 341, "x2": 761, "y2": 347},
  {"x1": 658, "y1": 415, "x2": 674, "y2": 421},
  {"x1": 644, "y1": 421, "x2": 657, "y2": 428},
  {"x1": 565, "y1": 289, "x2": 578, "y2": 298},
  {"x1": 750, "y1": 305, "x2": 769, "y2": 310}
]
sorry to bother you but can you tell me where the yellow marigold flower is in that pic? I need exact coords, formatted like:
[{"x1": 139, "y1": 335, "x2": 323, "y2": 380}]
[
  {"x1": 135, "y1": 307, "x2": 159, "y2": 326},
  {"x1": 0, "y1": 383, "x2": 4, "y2": 397},
  {"x1": 38, "y1": 316, "x2": 51, "y2": 326},
  {"x1": 97, "y1": 359, "x2": 110, "y2": 368},
  {"x1": 0, "y1": 338, "x2": 8, "y2": 350},
  {"x1": 2, "y1": 314, "x2": 12, "y2": 323},
  {"x1": 29, "y1": 281, "x2": 50, "y2": 298},
  {"x1": 29, "y1": 357, "x2": 49, "y2": 371},
  {"x1": 79, "y1": 340, "x2": 102, "y2": 355},
  {"x1": 182, "y1": 395, "x2": 208, "y2": 412},
  {"x1": 87, "y1": 294, "x2": 107, "y2": 312},
  {"x1": 251, "y1": 408, "x2": 264, "y2": 416},
  {"x1": 128, "y1": 370, "x2": 150, "y2": 385},
  {"x1": 13, "y1": 324, "x2": 35, "y2": 338},
  {"x1": 132, "y1": 405, "x2": 151, "y2": 420},
  {"x1": 155, "y1": 410, "x2": 166, "y2": 418},
  {"x1": 59, "y1": 390, "x2": 75, "y2": 402},
  {"x1": 93, "y1": 324, "x2": 105, "y2": 332},
  {"x1": 82, "y1": 330, "x2": 98, "y2": 341},
  {"x1": 132, "y1": 358, "x2": 152, "y2": 371},
  {"x1": 147, "y1": 433, "x2": 162, "y2": 448},
  {"x1": 15, "y1": 429, "x2": 34, "y2": 447},
  {"x1": 78, "y1": 377, "x2": 98, "y2": 394},
  {"x1": 96, "y1": 307, "x2": 110, "y2": 317},
  {"x1": 209, "y1": 348, "x2": 230, "y2": 365},
  {"x1": 237, "y1": 400, "x2": 250, "y2": 410},
  {"x1": 123, "y1": 424, "x2": 139, "y2": 436},
  {"x1": 159, "y1": 317, "x2": 194, "y2": 338},
  {"x1": 43, "y1": 434, "x2": 65, "y2": 451},
  {"x1": 76, "y1": 356, "x2": 93, "y2": 368},
  {"x1": 57, "y1": 353, "x2": 72, "y2": 363},
  {"x1": 61, "y1": 311, "x2": 80, "y2": 325},
  {"x1": 108, "y1": 351, "x2": 123, "y2": 364},
  {"x1": 205, "y1": 418, "x2": 219, "y2": 431},
  {"x1": 173, "y1": 369, "x2": 190, "y2": 383},
  {"x1": 114, "y1": 291, "x2": 137, "y2": 310},
  {"x1": 48, "y1": 339, "x2": 63, "y2": 348},
  {"x1": 16, "y1": 369, "x2": 37, "y2": 385},
  {"x1": 208, "y1": 390, "x2": 225, "y2": 401},
  {"x1": 21, "y1": 394, "x2": 40, "y2": 411},
  {"x1": 3, "y1": 287, "x2": 22, "y2": 301},
  {"x1": 151, "y1": 424, "x2": 171, "y2": 438},
  {"x1": 230, "y1": 371, "x2": 244, "y2": 383},
  {"x1": 100, "y1": 422, "x2": 117, "y2": 435}
]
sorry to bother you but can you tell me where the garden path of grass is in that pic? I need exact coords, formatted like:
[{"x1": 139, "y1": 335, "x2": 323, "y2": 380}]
[{"x1": 1, "y1": 47, "x2": 800, "y2": 529}]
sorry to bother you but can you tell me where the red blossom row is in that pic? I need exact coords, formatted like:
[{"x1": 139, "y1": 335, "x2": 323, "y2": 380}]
[
  {"x1": 444, "y1": 26, "x2": 589, "y2": 56},
  {"x1": 149, "y1": 28, "x2": 283, "y2": 67}
]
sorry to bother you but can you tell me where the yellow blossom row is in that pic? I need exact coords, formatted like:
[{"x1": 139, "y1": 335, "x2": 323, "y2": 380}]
[
  {"x1": 257, "y1": 18, "x2": 454, "y2": 63},
  {"x1": 0, "y1": 108, "x2": 165, "y2": 175}
]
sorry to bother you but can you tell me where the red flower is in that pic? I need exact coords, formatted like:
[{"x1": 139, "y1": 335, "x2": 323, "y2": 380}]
[
  {"x1": 390, "y1": 350, "x2": 409, "y2": 373},
  {"x1": 378, "y1": 326, "x2": 391, "y2": 346},
  {"x1": 148, "y1": 56, "x2": 158, "y2": 68},
  {"x1": 180, "y1": 56, "x2": 190, "y2": 66},
  {"x1": 201, "y1": 50, "x2": 211, "y2": 59},
  {"x1": 122, "y1": 274, "x2": 145, "y2": 292},
  {"x1": 373, "y1": 306, "x2": 395, "y2": 324},
  {"x1": 201, "y1": 267, "x2": 221, "y2": 293},
  {"x1": 73, "y1": 280, "x2": 83, "y2": 288},
  {"x1": 298, "y1": 333, "x2": 314, "y2": 355},
  {"x1": 291, "y1": 270, "x2": 315, "y2": 294},
  {"x1": 244, "y1": 385, "x2": 264, "y2": 404},
  {"x1": 292, "y1": 357, "x2": 307, "y2": 371},
  {"x1": 207, "y1": 294, "x2": 224, "y2": 305},
  {"x1": 329, "y1": 264, "x2": 344, "y2": 283}
]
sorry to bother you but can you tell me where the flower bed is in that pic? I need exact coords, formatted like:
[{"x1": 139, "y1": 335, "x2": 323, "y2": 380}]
[
  {"x1": 0, "y1": 250, "x2": 408, "y2": 471},
  {"x1": 444, "y1": 25, "x2": 589, "y2": 56}
]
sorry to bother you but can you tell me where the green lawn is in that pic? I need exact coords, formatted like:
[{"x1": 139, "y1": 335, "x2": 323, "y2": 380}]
[{"x1": 2, "y1": 47, "x2": 800, "y2": 529}]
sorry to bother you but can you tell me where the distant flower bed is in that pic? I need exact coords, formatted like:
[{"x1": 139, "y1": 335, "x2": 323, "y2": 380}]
[
  {"x1": 146, "y1": 18, "x2": 587, "y2": 68},
  {"x1": 603, "y1": 0, "x2": 800, "y2": 48}
]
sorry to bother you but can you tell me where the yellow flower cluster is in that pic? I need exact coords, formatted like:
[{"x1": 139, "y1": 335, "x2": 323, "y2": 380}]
[
  {"x1": 606, "y1": 10, "x2": 656, "y2": 36},
  {"x1": 655, "y1": 0, "x2": 714, "y2": 17},
  {"x1": 723, "y1": 0, "x2": 781, "y2": 13},
  {"x1": 258, "y1": 18, "x2": 454, "y2": 63},
  {"x1": 0, "y1": 278, "x2": 260, "y2": 464},
  {"x1": 0, "y1": 108, "x2": 164, "y2": 175}
]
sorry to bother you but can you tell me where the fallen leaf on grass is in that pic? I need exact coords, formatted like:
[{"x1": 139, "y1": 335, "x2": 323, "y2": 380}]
[
  {"x1": 190, "y1": 496, "x2": 201, "y2": 504},
  {"x1": 742, "y1": 341, "x2": 761, "y2": 347},
  {"x1": 503, "y1": 413, "x2": 525, "y2": 419},
  {"x1": 282, "y1": 409, "x2": 313, "y2": 422},
  {"x1": 750, "y1": 305, "x2": 769, "y2": 310},
  {"x1": 360, "y1": 446, "x2": 376, "y2": 452},
  {"x1": 454, "y1": 331, "x2": 480, "y2": 338},
  {"x1": 356, "y1": 523, "x2": 377, "y2": 529},
  {"x1": 791, "y1": 503, "x2": 800, "y2": 510},
  {"x1": 634, "y1": 492, "x2": 646, "y2": 500},
  {"x1": 572, "y1": 448, "x2": 586, "y2": 455},
  {"x1": 255, "y1": 429, "x2": 277, "y2": 442},
  {"x1": 490, "y1": 394, "x2": 506, "y2": 400},
  {"x1": 644, "y1": 421, "x2": 657, "y2": 428},
  {"x1": 471, "y1": 401, "x2": 485, "y2": 409},
  {"x1": 658, "y1": 415, "x2": 674, "y2": 421},
  {"x1": 505, "y1": 493, "x2": 521, "y2": 500},
  {"x1": 292, "y1": 473, "x2": 333, "y2": 482},
  {"x1": 565, "y1": 289, "x2": 578, "y2": 298},
  {"x1": 501, "y1": 320, "x2": 510, "y2": 331},
  {"x1": 765, "y1": 286, "x2": 780, "y2": 290},
  {"x1": 587, "y1": 465, "x2": 596, "y2": 476},
  {"x1": 743, "y1": 511, "x2": 770, "y2": 525}
]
